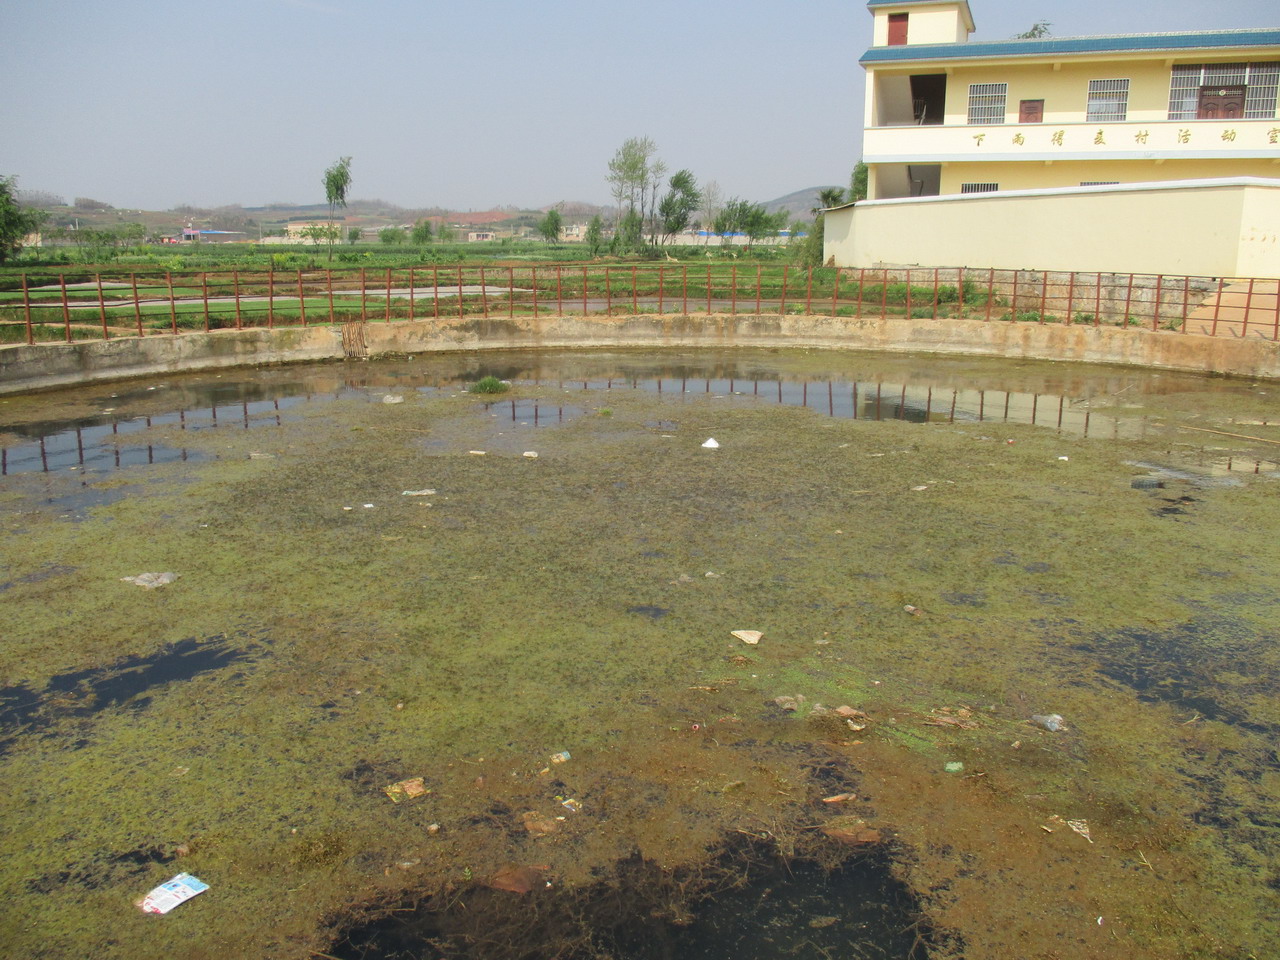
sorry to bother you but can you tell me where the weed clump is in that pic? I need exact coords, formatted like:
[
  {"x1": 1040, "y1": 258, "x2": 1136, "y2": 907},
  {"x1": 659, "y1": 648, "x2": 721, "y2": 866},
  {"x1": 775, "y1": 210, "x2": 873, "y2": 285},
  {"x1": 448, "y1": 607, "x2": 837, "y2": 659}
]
[{"x1": 469, "y1": 376, "x2": 509, "y2": 395}]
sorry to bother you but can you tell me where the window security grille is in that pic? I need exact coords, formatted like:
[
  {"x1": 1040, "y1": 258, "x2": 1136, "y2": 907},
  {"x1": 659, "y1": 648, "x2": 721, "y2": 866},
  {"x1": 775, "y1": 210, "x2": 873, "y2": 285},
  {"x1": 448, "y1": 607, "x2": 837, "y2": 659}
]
[
  {"x1": 967, "y1": 83, "x2": 1007, "y2": 124},
  {"x1": 960, "y1": 182, "x2": 999, "y2": 193},
  {"x1": 1168, "y1": 62, "x2": 1279, "y2": 119},
  {"x1": 1086, "y1": 79, "x2": 1129, "y2": 122}
]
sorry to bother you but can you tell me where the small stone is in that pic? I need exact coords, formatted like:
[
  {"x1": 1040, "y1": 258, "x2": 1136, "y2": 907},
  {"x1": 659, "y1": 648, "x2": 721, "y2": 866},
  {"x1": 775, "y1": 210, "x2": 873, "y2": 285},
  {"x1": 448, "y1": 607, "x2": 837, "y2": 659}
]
[
  {"x1": 773, "y1": 696, "x2": 800, "y2": 712},
  {"x1": 522, "y1": 451, "x2": 538, "y2": 459},
  {"x1": 427, "y1": 823, "x2": 441, "y2": 836}
]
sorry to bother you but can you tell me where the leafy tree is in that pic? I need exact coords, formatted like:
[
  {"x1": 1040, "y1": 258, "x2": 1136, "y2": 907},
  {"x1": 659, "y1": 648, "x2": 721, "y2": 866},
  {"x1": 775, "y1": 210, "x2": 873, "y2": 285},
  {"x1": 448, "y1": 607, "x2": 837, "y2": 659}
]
[
  {"x1": 411, "y1": 219, "x2": 434, "y2": 244},
  {"x1": 301, "y1": 223, "x2": 339, "y2": 246},
  {"x1": 606, "y1": 136, "x2": 669, "y2": 244},
  {"x1": 814, "y1": 187, "x2": 846, "y2": 214},
  {"x1": 612, "y1": 209, "x2": 644, "y2": 254},
  {"x1": 347, "y1": 226, "x2": 361, "y2": 244},
  {"x1": 322, "y1": 156, "x2": 352, "y2": 262},
  {"x1": 658, "y1": 169, "x2": 700, "y2": 244},
  {"x1": 584, "y1": 215, "x2": 603, "y2": 256},
  {"x1": 73, "y1": 196, "x2": 112, "y2": 211},
  {"x1": 436, "y1": 222, "x2": 456, "y2": 242},
  {"x1": 714, "y1": 198, "x2": 787, "y2": 249},
  {"x1": 0, "y1": 176, "x2": 49, "y2": 264},
  {"x1": 379, "y1": 226, "x2": 405, "y2": 245},
  {"x1": 850, "y1": 162, "x2": 869, "y2": 202},
  {"x1": 538, "y1": 208, "x2": 562, "y2": 243},
  {"x1": 1014, "y1": 21, "x2": 1051, "y2": 38}
]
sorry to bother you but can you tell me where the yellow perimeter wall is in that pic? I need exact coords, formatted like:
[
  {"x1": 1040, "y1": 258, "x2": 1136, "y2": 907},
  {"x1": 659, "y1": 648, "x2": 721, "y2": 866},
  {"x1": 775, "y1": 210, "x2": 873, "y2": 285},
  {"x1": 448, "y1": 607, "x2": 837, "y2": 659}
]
[
  {"x1": 938, "y1": 158, "x2": 1280, "y2": 192},
  {"x1": 824, "y1": 178, "x2": 1280, "y2": 277}
]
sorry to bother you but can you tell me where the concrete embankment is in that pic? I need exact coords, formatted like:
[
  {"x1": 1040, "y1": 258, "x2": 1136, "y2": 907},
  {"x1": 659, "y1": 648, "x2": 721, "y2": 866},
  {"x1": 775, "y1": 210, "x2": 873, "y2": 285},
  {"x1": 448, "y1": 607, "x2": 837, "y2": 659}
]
[{"x1": 2, "y1": 312, "x2": 1278, "y2": 395}]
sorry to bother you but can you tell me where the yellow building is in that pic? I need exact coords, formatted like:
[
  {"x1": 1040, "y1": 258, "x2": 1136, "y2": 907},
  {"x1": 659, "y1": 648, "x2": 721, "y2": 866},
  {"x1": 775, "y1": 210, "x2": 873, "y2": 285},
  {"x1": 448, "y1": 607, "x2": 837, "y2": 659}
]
[
  {"x1": 861, "y1": 0, "x2": 1279, "y2": 197},
  {"x1": 826, "y1": 1, "x2": 1280, "y2": 275}
]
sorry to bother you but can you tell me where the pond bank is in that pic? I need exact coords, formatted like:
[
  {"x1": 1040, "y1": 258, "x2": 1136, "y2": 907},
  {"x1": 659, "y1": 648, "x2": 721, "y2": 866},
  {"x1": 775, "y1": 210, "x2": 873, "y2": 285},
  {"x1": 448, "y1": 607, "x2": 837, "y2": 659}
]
[{"x1": 3, "y1": 312, "x2": 1279, "y2": 395}]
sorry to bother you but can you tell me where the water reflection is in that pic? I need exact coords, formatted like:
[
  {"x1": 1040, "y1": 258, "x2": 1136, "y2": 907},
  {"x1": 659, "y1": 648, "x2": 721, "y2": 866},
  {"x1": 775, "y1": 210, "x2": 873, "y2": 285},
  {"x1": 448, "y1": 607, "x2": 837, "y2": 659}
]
[{"x1": 2, "y1": 350, "x2": 1276, "y2": 477}]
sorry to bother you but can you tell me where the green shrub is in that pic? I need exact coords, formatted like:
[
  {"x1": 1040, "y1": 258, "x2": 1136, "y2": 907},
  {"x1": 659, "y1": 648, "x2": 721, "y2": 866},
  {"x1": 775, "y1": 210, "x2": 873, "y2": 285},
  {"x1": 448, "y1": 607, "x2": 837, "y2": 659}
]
[{"x1": 469, "y1": 375, "x2": 509, "y2": 394}]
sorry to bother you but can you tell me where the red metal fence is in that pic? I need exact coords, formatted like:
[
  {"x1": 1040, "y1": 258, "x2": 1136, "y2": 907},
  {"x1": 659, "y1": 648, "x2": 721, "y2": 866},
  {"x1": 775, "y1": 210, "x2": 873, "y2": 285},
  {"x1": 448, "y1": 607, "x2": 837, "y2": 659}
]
[{"x1": 3, "y1": 264, "x2": 1278, "y2": 345}]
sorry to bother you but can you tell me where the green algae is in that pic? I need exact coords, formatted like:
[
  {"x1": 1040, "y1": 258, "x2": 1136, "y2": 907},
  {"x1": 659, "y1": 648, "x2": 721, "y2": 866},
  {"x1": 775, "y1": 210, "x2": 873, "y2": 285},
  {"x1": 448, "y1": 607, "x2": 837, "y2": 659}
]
[{"x1": 1, "y1": 350, "x2": 1278, "y2": 960}]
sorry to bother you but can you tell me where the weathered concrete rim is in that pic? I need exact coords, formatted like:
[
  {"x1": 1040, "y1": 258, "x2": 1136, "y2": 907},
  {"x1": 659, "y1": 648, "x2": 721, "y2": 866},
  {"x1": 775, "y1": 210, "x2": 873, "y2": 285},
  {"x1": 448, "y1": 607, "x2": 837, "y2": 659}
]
[{"x1": 2, "y1": 312, "x2": 1278, "y2": 396}]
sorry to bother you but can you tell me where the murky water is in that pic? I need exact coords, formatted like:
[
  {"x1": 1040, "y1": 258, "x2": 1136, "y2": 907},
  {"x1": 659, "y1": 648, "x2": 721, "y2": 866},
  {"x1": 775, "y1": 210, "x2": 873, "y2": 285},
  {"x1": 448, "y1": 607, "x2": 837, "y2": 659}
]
[{"x1": 3, "y1": 349, "x2": 1275, "y2": 477}]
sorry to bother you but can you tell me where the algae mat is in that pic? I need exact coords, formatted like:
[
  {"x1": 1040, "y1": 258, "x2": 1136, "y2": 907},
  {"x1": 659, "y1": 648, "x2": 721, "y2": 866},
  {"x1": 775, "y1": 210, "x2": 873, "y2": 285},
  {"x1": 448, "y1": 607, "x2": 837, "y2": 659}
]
[{"x1": 1, "y1": 349, "x2": 1278, "y2": 960}]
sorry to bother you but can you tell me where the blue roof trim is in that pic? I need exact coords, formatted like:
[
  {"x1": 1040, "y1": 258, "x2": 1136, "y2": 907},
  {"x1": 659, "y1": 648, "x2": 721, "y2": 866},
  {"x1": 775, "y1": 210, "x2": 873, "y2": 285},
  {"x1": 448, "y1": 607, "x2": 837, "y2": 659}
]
[{"x1": 861, "y1": 29, "x2": 1280, "y2": 64}]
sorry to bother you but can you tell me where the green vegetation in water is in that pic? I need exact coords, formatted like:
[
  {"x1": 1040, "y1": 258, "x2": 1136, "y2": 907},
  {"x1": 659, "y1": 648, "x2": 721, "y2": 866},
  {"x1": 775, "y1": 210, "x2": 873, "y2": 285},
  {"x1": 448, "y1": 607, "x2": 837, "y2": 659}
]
[
  {"x1": 468, "y1": 375, "x2": 509, "y2": 394},
  {"x1": 0, "y1": 352, "x2": 1278, "y2": 960}
]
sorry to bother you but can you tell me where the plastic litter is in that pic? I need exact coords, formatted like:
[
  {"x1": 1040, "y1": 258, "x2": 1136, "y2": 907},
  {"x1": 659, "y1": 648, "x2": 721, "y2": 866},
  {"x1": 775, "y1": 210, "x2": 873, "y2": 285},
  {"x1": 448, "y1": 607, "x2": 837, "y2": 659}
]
[
  {"x1": 384, "y1": 777, "x2": 430, "y2": 803},
  {"x1": 944, "y1": 761, "x2": 964, "y2": 773},
  {"x1": 549, "y1": 751, "x2": 571, "y2": 765},
  {"x1": 382, "y1": 395, "x2": 405, "y2": 404},
  {"x1": 402, "y1": 489, "x2": 436, "y2": 496},
  {"x1": 731, "y1": 630, "x2": 763, "y2": 645},
  {"x1": 1030, "y1": 714, "x2": 1066, "y2": 732},
  {"x1": 1067, "y1": 819, "x2": 1093, "y2": 843},
  {"x1": 136, "y1": 873, "x2": 209, "y2": 914},
  {"x1": 469, "y1": 450, "x2": 486, "y2": 456},
  {"x1": 121, "y1": 572, "x2": 179, "y2": 589},
  {"x1": 701, "y1": 438, "x2": 720, "y2": 449},
  {"x1": 522, "y1": 451, "x2": 538, "y2": 459}
]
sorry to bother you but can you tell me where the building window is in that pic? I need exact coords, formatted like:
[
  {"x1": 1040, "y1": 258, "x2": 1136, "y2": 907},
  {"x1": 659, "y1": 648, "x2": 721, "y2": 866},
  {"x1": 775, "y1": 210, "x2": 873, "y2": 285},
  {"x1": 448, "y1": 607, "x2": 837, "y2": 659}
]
[
  {"x1": 887, "y1": 13, "x2": 908, "y2": 46},
  {"x1": 1086, "y1": 79, "x2": 1129, "y2": 122},
  {"x1": 960, "y1": 182, "x2": 999, "y2": 194},
  {"x1": 1168, "y1": 62, "x2": 1279, "y2": 119},
  {"x1": 967, "y1": 83, "x2": 1007, "y2": 124}
]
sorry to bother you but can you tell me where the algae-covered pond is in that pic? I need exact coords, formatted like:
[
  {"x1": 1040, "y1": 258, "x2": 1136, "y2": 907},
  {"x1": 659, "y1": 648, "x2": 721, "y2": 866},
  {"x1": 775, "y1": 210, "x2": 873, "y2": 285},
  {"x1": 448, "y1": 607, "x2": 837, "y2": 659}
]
[{"x1": 1, "y1": 348, "x2": 1278, "y2": 960}]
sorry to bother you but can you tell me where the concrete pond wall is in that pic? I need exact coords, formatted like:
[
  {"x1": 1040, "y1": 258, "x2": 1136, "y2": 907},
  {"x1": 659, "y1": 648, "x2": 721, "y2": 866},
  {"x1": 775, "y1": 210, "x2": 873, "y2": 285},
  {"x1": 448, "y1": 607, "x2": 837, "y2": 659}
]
[{"x1": 2, "y1": 312, "x2": 1279, "y2": 396}]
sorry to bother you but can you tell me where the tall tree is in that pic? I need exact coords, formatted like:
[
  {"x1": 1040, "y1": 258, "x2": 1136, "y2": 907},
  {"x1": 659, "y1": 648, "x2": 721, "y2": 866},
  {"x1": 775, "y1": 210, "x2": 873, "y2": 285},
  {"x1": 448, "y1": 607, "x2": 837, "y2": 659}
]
[
  {"x1": 850, "y1": 161, "x2": 869, "y2": 202},
  {"x1": 658, "y1": 169, "x2": 701, "y2": 244},
  {"x1": 606, "y1": 137, "x2": 656, "y2": 221},
  {"x1": 698, "y1": 180, "x2": 723, "y2": 243},
  {"x1": 322, "y1": 156, "x2": 352, "y2": 262},
  {"x1": 411, "y1": 219, "x2": 434, "y2": 244},
  {"x1": 0, "y1": 176, "x2": 48, "y2": 264},
  {"x1": 538, "y1": 208, "x2": 563, "y2": 243},
  {"x1": 584, "y1": 215, "x2": 603, "y2": 256}
]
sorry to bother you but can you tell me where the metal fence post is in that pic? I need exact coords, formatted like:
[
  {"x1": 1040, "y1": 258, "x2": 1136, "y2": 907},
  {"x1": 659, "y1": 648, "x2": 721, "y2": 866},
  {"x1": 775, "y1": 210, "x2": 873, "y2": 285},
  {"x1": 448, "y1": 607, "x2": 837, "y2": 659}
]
[
  {"x1": 95, "y1": 273, "x2": 109, "y2": 339},
  {"x1": 166, "y1": 271, "x2": 178, "y2": 334},
  {"x1": 131, "y1": 272, "x2": 143, "y2": 337},
  {"x1": 59, "y1": 273, "x2": 71, "y2": 342},
  {"x1": 21, "y1": 273, "x2": 33, "y2": 344}
]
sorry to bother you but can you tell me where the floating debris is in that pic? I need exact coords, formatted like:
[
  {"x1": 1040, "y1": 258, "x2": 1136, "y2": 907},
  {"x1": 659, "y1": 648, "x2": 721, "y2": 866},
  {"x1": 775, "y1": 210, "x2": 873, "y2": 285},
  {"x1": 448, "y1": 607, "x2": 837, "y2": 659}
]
[
  {"x1": 822, "y1": 792, "x2": 858, "y2": 804},
  {"x1": 549, "y1": 751, "x2": 571, "y2": 765},
  {"x1": 384, "y1": 777, "x2": 430, "y2": 803},
  {"x1": 135, "y1": 873, "x2": 209, "y2": 915},
  {"x1": 944, "y1": 761, "x2": 964, "y2": 773},
  {"x1": 522, "y1": 451, "x2": 539, "y2": 459},
  {"x1": 121, "y1": 572, "x2": 179, "y2": 589},
  {"x1": 731, "y1": 630, "x2": 763, "y2": 645},
  {"x1": 903, "y1": 605, "x2": 921, "y2": 616},
  {"x1": 1030, "y1": 714, "x2": 1066, "y2": 732},
  {"x1": 701, "y1": 438, "x2": 720, "y2": 449},
  {"x1": 402, "y1": 489, "x2": 436, "y2": 497},
  {"x1": 382, "y1": 395, "x2": 405, "y2": 404},
  {"x1": 1067, "y1": 819, "x2": 1094, "y2": 843}
]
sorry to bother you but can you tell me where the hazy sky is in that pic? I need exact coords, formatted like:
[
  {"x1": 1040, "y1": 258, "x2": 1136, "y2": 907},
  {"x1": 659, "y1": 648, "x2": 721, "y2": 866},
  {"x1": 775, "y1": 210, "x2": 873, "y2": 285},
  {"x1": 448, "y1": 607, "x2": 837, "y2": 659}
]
[{"x1": 4, "y1": 0, "x2": 1277, "y2": 211}]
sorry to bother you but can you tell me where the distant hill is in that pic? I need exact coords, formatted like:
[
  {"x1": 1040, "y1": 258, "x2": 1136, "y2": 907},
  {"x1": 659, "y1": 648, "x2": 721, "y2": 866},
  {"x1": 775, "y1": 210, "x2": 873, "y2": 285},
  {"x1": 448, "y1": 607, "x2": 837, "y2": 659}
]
[{"x1": 761, "y1": 186, "x2": 846, "y2": 219}]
